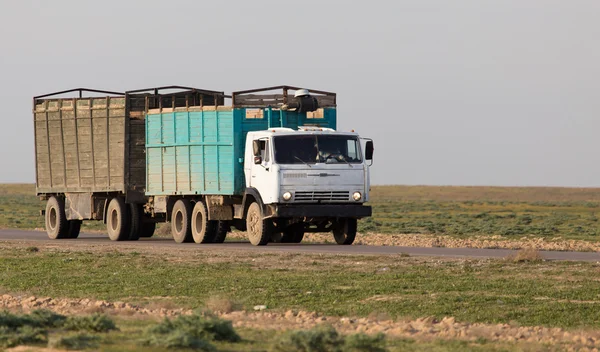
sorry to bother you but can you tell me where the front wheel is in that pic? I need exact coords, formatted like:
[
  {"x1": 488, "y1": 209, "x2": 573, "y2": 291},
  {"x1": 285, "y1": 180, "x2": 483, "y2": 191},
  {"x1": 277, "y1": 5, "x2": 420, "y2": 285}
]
[
  {"x1": 246, "y1": 202, "x2": 272, "y2": 246},
  {"x1": 333, "y1": 218, "x2": 357, "y2": 245}
]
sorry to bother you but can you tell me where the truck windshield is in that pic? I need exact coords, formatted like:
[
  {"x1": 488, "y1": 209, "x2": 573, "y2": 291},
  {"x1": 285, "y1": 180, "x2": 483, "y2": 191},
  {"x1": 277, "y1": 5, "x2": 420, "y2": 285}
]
[{"x1": 273, "y1": 135, "x2": 362, "y2": 164}]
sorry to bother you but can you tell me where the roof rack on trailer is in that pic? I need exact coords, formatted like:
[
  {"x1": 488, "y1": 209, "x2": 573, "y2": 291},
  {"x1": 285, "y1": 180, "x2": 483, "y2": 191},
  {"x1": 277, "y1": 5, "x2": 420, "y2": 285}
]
[
  {"x1": 231, "y1": 85, "x2": 336, "y2": 108},
  {"x1": 34, "y1": 88, "x2": 124, "y2": 101},
  {"x1": 125, "y1": 85, "x2": 229, "y2": 111}
]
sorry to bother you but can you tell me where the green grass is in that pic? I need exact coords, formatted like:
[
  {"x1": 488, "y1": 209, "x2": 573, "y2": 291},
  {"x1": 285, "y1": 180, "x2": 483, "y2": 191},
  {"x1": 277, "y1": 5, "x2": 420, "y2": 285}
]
[
  {"x1": 362, "y1": 186, "x2": 600, "y2": 241},
  {"x1": 1, "y1": 247, "x2": 600, "y2": 330},
  {"x1": 4, "y1": 184, "x2": 600, "y2": 242}
]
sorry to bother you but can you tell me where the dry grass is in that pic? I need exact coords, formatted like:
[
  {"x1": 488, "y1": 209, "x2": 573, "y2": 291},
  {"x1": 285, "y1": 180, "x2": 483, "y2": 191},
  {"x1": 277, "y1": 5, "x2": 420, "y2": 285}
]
[{"x1": 505, "y1": 248, "x2": 543, "y2": 263}]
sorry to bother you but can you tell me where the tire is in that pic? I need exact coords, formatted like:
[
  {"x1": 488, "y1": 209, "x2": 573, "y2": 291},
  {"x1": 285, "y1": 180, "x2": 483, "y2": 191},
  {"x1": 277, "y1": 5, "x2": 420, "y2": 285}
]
[
  {"x1": 66, "y1": 220, "x2": 82, "y2": 239},
  {"x1": 191, "y1": 201, "x2": 217, "y2": 243},
  {"x1": 45, "y1": 196, "x2": 69, "y2": 239},
  {"x1": 106, "y1": 197, "x2": 130, "y2": 241},
  {"x1": 246, "y1": 202, "x2": 272, "y2": 246},
  {"x1": 171, "y1": 199, "x2": 193, "y2": 243},
  {"x1": 128, "y1": 204, "x2": 142, "y2": 241},
  {"x1": 213, "y1": 221, "x2": 230, "y2": 243},
  {"x1": 333, "y1": 218, "x2": 357, "y2": 245},
  {"x1": 139, "y1": 222, "x2": 156, "y2": 238},
  {"x1": 282, "y1": 228, "x2": 304, "y2": 244}
]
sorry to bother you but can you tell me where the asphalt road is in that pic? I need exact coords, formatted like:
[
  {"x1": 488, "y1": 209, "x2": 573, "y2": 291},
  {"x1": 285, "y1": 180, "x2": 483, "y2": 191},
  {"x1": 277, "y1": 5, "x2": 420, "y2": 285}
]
[{"x1": 1, "y1": 229, "x2": 599, "y2": 262}]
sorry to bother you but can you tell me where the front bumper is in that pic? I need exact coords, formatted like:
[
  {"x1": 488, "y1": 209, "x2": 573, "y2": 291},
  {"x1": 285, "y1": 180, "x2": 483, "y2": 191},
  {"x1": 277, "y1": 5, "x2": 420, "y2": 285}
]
[{"x1": 266, "y1": 204, "x2": 372, "y2": 218}]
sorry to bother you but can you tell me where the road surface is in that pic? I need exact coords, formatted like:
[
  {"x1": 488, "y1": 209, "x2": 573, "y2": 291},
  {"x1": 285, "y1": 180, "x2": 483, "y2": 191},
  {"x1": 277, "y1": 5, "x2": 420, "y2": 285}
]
[{"x1": 0, "y1": 229, "x2": 599, "y2": 262}]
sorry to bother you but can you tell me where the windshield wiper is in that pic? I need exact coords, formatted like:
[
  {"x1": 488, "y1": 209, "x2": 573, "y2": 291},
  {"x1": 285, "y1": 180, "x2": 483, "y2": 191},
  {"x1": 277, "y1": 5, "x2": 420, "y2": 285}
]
[{"x1": 294, "y1": 156, "x2": 312, "y2": 168}]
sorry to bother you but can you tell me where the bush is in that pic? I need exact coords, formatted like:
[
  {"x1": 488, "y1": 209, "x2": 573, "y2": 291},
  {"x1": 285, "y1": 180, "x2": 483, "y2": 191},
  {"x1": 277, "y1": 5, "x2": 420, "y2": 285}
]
[
  {"x1": 0, "y1": 325, "x2": 47, "y2": 348},
  {"x1": 63, "y1": 313, "x2": 117, "y2": 332},
  {"x1": 270, "y1": 325, "x2": 388, "y2": 352},
  {"x1": 343, "y1": 333, "x2": 387, "y2": 352},
  {"x1": 270, "y1": 324, "x2": 342, "y2": 352},
  {"x1": 140, "y1": 312, "x2": 240, "y2": 350},
  {"x1": 49, "y1": 333, "x2": 100, "y2": 350}
]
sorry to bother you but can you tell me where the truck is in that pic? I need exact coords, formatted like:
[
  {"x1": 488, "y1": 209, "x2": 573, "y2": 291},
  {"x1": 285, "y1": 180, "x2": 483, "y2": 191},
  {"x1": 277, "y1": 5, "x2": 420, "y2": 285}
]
[{"x1": 33, "y1": 85, "x2": 374, "y2": 245}]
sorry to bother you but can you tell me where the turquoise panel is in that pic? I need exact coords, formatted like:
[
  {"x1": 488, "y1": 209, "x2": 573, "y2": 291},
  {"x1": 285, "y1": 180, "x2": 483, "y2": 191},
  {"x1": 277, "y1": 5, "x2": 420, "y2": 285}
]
[{"x1": 146, "y1": 110, "x2": 237, "y2": 195}]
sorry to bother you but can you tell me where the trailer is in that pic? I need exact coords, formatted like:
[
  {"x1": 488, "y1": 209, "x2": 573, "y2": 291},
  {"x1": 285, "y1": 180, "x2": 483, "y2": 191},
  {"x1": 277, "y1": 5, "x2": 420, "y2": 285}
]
[{"x1": 33, "y1": 86, "x2": 225, "y2": 240}]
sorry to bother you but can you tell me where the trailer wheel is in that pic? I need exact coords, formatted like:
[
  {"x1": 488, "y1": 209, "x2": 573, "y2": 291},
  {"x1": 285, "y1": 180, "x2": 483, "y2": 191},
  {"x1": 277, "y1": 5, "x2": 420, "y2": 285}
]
[
  {"x1": 45, "y1": 196, "x2": 69, "y2": 239},
  {"x1": 246, "y1": 202, "x2": 272, "y2": 246},
  {"x1": 139, "y1": 222, "x2": 156, "y2": 238},
  {"x1": 282, "y1": 228, "x2": 304, "y2": 243},
  {"x1": 67, "y1": 220, "x2": 82, "y2": 239},
  {"x1": 128, "y1": 204, "x2": 142, "y2": 241},
  {"x1": 106, "y1": 197, "x2": 130, "y2": 241},
  {"x1": 191, "y1": 201, "x2": 217, "y2": 243},
  {"x1": 172, "y1": 199, "x2": 193, "y2": 243},
  {"x1": 333, "y1": 218, "x2": 357, "y2": 245},
  {"x1": 213, "y1": 221, "x2": 230, "y2": 243}
]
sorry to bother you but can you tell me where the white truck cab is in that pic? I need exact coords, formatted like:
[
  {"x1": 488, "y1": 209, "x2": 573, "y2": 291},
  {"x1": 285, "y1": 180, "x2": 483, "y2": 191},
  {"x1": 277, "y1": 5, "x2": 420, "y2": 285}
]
[{"x1": 242, "y1": 126, "x2": 373, "y2": 246}]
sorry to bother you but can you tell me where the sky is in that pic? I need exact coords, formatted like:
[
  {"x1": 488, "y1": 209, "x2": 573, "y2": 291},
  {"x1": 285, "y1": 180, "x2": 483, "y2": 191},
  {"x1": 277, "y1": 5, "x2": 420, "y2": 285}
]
[{"x1": 0, "y1": 0, "x2": 598, "y2": 186}]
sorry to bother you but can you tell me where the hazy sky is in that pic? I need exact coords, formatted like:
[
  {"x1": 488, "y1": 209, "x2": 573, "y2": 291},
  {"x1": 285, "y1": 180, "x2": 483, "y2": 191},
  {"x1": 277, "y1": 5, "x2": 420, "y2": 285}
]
[{"x1": 1, "y1": 1, "x2": 598, "y2": 186}]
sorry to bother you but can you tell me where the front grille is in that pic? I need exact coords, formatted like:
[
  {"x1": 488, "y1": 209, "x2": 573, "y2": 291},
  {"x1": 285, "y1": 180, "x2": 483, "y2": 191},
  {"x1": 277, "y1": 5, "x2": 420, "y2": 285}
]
[{"x1": 294, "y1": 191, "x2": 350, "y2": 202}]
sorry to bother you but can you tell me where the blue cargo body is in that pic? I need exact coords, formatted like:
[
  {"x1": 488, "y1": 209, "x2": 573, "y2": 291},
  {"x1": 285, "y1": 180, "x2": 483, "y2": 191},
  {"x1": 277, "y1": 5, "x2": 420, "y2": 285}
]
[{"x1": 146, "y1": 107, "x2": 336, "y2": 196}]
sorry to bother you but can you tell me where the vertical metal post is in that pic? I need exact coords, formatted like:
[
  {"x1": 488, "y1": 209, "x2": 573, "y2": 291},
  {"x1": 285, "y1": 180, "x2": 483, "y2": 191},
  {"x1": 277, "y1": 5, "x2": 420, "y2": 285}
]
[
  {"x1": 44, "y1": 101, "x2": 53, "y2": 188},
  {"x1": 106, "y1": 97, "x2": 111, "y2": 188},
  {"x1": 267, "y1": 107, "x2": 272, "y2": 129},
  {"x1": 58, "y1": 101, "x2": 67, "y2": 188},
  {"x1": 73, "y1": 99, "x2": 82, "y2": 188}
]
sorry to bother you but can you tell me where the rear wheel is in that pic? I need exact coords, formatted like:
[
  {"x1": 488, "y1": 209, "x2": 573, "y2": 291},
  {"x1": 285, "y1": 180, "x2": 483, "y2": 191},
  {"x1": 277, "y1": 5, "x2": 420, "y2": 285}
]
[
  {"x1": 333, "y1": 218, "x2": 357, "y2": 245},
  {"x1": 213, "y1": 221, "x2": 230, "y2": 243},
  {"x1": 128, "y1": 204, "x2": 142, "y2": 241},
  {"x1": 139, "y1": 222, "x2": 156, "y2": 238},
  {"x1": 171, "y1": 199, "x2": 193, "y2": 243},
  {"x1": 191, "y1": 201, "x2": 217, "y2": 243},
  {"x1": 282, "y1": 227, "x2": 304, "y2": 243},
  {"x1": 66, "y1": 220, "x2": 82, "y2": 239},
  {"x1": 246, "y1": 202, "x2": 272, "y2": 246},
  {"x1": 45, "y1": 196, "x2": 69, "y2": 239},
  {"x1": 106, "y1": 197, "x2": 130, "y2": 241}
]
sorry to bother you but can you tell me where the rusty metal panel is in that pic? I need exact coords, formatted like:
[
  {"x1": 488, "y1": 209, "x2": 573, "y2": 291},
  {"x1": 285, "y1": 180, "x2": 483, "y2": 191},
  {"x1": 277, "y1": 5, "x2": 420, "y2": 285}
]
[{"x1": 65, "y1": 193, "x2": 92, "y2": 220}]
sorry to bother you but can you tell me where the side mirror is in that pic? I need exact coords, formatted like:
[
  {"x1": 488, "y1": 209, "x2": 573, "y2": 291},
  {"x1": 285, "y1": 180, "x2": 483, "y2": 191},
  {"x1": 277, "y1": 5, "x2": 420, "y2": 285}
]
[
  {"x1": 252, "y1": 140, "x2": 261, "y2": 156},
  {"x1": 365, "y1": 141, "x2": 374, "y2": 161},
  {"x1": 254, "y1": 156, "x2": 262, "y2": 164}
]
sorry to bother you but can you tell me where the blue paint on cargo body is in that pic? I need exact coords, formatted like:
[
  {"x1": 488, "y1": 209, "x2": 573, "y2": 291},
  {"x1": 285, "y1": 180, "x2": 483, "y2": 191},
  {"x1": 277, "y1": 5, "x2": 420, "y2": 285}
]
[{"x1": 146, "y1": 107, "x2": 336, "y2": 196}]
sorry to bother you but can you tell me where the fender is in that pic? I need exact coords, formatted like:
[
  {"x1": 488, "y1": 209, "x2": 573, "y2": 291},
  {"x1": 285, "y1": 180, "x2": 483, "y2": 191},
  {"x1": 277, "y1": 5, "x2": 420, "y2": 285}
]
[{"x1": 241, "y1": 187, "x2": 265, "y2": 218}]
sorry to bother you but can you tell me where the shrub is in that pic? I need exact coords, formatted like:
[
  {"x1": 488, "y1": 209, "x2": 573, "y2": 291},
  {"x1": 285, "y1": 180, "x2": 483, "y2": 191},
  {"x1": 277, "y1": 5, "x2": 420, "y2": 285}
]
[
  {"x1": 140, "y1": 312, "x2": 240, "y2": 350},
  {"x1": 0, "y1": 309, "x2": 65, "y2": 329},
  {"x1": 343, "y1": 333, "x2": 386, "y2": 352},
  {"x1": 270, "y1": 324, "x2": 342, "y2": 352},
  {"x1": 0, "y1": 326, "x2": 47, "y2": 348},
  {"x1": 63, "y1": 314, "x2": 117, "y2": 332},
  {"x1": 270, "y1": 325, "x2": 388, "y2": 352},
  {"x1": 49, "y1": 333, "x2": 100, "y2": 350}
]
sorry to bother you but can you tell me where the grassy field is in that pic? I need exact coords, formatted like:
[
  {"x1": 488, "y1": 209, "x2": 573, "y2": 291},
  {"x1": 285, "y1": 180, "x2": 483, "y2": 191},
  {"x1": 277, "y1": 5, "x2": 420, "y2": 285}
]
[
  {"x1": 0, "y1": 245, "x2": 599, "y2": 351},
  {"x1": 4, "y1": 183, "x2": 600, "y2": 242},
  {"x1": 1, "y1": 246, "x2": 599, "y2": 329}
]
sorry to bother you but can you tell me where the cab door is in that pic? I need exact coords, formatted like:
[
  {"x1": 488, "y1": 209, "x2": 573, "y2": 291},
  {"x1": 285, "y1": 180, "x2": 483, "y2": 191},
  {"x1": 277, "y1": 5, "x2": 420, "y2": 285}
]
[{"x1": 247, "y1": 138, "x2": 279, "y2": 204}]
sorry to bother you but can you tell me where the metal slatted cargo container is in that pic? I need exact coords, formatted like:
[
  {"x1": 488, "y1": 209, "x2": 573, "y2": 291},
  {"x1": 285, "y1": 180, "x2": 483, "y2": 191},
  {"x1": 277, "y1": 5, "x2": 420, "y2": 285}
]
[{"x1": 144, "y1": 85, "x2": 337, "y2": 197}]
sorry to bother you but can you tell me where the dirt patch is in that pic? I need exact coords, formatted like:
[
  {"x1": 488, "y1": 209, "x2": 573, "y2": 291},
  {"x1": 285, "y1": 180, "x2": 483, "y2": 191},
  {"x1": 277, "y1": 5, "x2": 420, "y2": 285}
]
[{"x1": 2, "y1": 294, "x2": 600, "y2": 350}]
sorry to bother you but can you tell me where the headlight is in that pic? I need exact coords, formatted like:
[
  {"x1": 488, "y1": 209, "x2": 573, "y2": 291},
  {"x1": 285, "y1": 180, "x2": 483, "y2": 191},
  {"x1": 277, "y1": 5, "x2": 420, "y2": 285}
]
[
  {"x1": 283, "y1": 192, "x2": 293, "y2": 201},
  {"x1": 352, "y1": 192, "x2": 362, "y2": 201}
]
